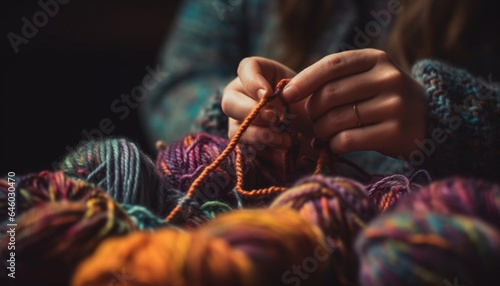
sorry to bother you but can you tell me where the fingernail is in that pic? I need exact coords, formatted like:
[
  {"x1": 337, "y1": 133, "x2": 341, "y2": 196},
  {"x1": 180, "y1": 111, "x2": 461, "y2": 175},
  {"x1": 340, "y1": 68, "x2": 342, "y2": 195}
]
[
  {"x1": 257, "y1": 88, "x2": 267, "y2": 99},
  {"x1": 283, "y1": 86, "x2": 299, "y2": 102}
]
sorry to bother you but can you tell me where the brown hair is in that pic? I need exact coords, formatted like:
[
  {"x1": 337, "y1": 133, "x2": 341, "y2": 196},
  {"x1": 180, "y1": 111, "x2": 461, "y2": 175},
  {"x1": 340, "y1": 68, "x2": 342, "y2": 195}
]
[
  {"x1": 275, "y1": 0, "x2": 336, "y2": 71},
  {"x1": 276, "y1": 0, "x2": 498, "y2": 74},
  {"x1": 385, "y1": 0, "x2": 494, "y2": 72}
]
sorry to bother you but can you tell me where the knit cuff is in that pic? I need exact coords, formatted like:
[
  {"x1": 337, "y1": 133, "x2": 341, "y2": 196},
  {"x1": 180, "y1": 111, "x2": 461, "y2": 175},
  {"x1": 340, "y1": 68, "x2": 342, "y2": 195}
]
[{"x1": 410, "y1": 59, "x2": 500, "y2": 180}]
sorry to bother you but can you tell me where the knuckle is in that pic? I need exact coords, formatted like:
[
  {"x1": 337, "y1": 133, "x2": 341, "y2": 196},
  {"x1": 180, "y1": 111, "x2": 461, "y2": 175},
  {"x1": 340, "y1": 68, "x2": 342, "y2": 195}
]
[
  {"x1": 379, "y1": 68, "x2": 404, "y2": 86},
  {"x1": 386, "y1": 96, "x2": 405, "y2": 116},
  {"x1": 237, "y1": 57, "x2": 253, "y2": 74},
  {"x1": 323, "y1": 80, "x2": 342, "y2": 97},
  {"x1": 323, "y1": 54, "x2": 344, "y2": 70}
]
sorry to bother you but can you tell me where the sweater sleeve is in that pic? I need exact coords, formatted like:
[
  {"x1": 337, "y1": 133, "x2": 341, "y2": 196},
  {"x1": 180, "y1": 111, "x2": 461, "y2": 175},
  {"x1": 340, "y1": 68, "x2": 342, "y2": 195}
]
[
  {"x1": 139, "y1": 0, "x2": 248, "y2": 148},
  {"x1": 410, "y1": 59, "x2": 500, "y2": 181}
]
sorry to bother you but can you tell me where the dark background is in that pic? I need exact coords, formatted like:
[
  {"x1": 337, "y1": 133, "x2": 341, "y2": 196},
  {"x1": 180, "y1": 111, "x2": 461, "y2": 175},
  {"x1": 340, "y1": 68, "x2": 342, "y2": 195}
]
[{"x1": 2, "y1": 0, "x2": 182, "y2": 176}]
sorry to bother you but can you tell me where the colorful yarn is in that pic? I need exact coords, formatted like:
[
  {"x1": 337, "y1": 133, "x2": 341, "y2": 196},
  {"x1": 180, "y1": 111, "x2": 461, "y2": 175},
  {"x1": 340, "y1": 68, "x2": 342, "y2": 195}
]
[
  {"x1": 158, "y1": 133, "x2": 284, "y2": 224},
  {"x1": 179, "y1": 200, "x2": 234, "y2": 228},
  {"x1": 162, "y1": 79, "x2": 325, "y2": 224},
  {"x1": 365, "y1": 170, "x2": 431, "y2": 212},
  {"x1": 0, "y1": 189, "x2": 136, "y2": 286},
  {"x1": 60, "y1": 138, "x2": 181, "y2": 216},
  {"x1": 393, "y1": 176, "x2": 500, "y2": 227},
  {"x1": 200, "y1": 208, "x2": 329, "y2": 285},
  {"x1": 270, "y1": 174, "x2": 378, "y2": 285},
  {"x1": 0, "y1": 170, "x2": 104, "y2": 221},
  {"x1": 71, "y1": 208, "x2": 327, "y2": 286},
  {"x1": 355, "y1": 211, "x2": 500, "y2": 286},
  {"x1": 120, "y1": 204, "x2": 175, "y2": 230},
  {"x1": 72, "y1": 228, "x2": 256, "y2": 286}
]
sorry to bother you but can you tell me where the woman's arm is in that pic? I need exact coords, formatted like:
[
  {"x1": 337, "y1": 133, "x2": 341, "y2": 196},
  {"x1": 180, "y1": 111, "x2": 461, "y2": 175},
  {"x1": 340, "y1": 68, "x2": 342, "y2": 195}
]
[{"x1": 139, "y1": 0, "x2": 249, "y2": 147}]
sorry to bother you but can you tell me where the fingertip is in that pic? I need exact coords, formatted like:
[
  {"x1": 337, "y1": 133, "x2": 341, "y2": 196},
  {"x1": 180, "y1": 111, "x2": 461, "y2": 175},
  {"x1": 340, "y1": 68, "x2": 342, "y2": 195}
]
[{"x1": 283, "y1": 85, "x2": 300, "y2": 103}]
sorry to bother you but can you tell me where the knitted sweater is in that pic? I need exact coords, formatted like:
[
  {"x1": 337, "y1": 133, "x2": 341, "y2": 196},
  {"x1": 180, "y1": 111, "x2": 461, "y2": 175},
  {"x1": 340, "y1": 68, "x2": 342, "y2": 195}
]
[
  {"x1": 139, "y1": 0, "x2": 500, "y2": 183},
  {"x1": 140, "y1": 0, "x2": 389, "y2": 144}
]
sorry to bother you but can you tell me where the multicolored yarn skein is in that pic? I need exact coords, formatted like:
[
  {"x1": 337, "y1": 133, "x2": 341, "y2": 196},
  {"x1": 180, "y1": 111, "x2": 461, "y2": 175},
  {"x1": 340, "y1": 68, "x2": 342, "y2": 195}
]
[
  {"x1": 355, "y1": 211, "x2": 500, "y2": 286},
  {"x1": 0, "y1": 178, "x2": 136, "y2": 286},
  {"x1": 355, "y1": 176, "x2": 500, "y2": 286},
  {"x1": 0, "y1": 170, "x2": 106, "y2": 220},
  {"x1": 155, "y1": 133, "x2": 283, "y2": 214},
  {"x1": 270, "y1": 174, "x2": 378, "y2": 286},
  {"x1": 60, "y1": 138, "x2": 182, "y2": 216},
  {"x1": 200, "y1": 208, "x2": 329, "y2": 286},
  {"x1": 71, "y1": 208, "x2": 328, "y2": 286},
  {"x1": 392, "y1": 176, "x2": 500, "y2": 226}
]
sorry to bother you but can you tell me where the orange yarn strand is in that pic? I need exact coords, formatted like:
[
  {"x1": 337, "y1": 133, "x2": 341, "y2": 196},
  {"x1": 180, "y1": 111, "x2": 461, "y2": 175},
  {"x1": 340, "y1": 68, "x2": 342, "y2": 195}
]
[
  {"x1": 234, "y1": 145, "x2": 288, "y2": 197},
  {"x1": 166, "y1": 80, "x2": 286, "y2": 222}
]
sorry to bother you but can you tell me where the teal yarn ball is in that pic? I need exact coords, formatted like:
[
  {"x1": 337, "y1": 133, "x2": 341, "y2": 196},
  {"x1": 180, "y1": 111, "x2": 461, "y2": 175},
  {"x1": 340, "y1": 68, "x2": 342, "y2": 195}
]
[
  {"x1": 355, "y1": 211, "x2": 500, "y2": 286},
  {"x1": 60, "y1": 138, "x2": 182, "y2": 216}
]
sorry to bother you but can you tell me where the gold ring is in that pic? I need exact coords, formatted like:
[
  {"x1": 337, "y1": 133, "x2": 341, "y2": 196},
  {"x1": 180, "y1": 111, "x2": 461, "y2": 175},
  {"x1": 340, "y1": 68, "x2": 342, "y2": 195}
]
[{"x1": 353, "y1": 103, "x2": 362, "y2": 127}]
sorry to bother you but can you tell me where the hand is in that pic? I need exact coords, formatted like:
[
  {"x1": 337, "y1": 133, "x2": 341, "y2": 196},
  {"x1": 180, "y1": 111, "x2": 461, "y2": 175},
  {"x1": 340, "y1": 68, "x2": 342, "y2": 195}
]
[
  {"x1": 282, "y1": 48, "x2": 428, "y2": 158},
  {"x1": 222, "y1": 56, "x2": 308, "y2": 150},
  {"x1": 222, "y1": 57, "x2": 320, "y2": 177}
]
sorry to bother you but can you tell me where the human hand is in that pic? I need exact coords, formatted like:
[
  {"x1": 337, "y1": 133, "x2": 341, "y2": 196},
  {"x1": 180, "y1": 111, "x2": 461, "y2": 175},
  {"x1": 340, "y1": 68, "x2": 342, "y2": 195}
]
[
  {"x1": 222, "y1": 56, "x2": 311, "y2": 150},
  {"x1": 282, "y1": 48, "x2": 428, "y2": 158}
]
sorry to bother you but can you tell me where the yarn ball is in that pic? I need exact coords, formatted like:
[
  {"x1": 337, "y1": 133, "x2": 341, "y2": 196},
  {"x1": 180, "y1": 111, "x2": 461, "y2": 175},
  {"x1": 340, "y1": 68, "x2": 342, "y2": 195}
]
[
  {"x1": 60, "y1": 137, "x2": 181, "y2": 216},
  {"x1": 0, "y1": 189, "x2": 136, "y2": 286},
  {"x1": 270, "y1": 174, "x2": 378, "y2": 286},
  {"x1": 0, "y1": 170, "x2": 105, "y2": 221},
  {"x1": 355, "y1": 211, "x2": 500, "y2": 286},
  {"x1": 200, "y1": 208, "x2": 329, "y2": 286},
  {"x1": 155, "y1": 133, "x2": 281, "y2": 212},
  {"x1": 365, "y1": 170, "x2": 431, "y2": 212},
  {"x1": 71, "y1": 228, "x2": 256, "y2": 286},
  {"x1": 393, "y1": 176, "x2": 500, "y2": 227},
  {"x1": 71, "y1": 208, "x2": 327, "y2": 286}
]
